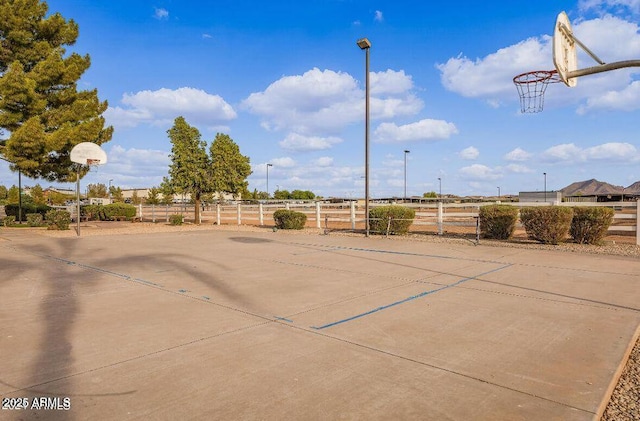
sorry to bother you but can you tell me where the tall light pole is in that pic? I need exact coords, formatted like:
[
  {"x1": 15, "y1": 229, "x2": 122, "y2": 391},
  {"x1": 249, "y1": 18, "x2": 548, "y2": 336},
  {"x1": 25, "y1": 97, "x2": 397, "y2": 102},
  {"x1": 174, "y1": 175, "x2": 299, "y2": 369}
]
[
  {"x1": 438, "y1": 177, "x2": 442, "y2": 201},
  {"x1": 497, "y1": 186, "x2": 501, "y2": 200},
  {"x1": 543, "y1": 172, "x2": 547, "y2": 203},
  {"x1": 357, "y1": 37, "x2": 371, "y2": 236},
  {"x1": 403, "y1": 150, "x2": 410, "y2": 202},
  {"x1": 266, "y1": 163, "x2": 273, "y2": 198},
  {"x1": 108, "y1": 179, "x2": 113, "y2": 201}
]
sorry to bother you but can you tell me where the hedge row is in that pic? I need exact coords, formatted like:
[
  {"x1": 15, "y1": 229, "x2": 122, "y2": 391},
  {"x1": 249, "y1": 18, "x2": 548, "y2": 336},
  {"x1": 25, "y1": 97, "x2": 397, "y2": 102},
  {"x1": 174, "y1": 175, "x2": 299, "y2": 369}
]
[
  {"x1": 81, "y1": 203, "x2": 137, "y2": 221},
  {"x1": 4, "y1": 203, "x2": 51, "y2": 221},
  {"x1": 480, "y1": 205, "x2": 615, "y2": 245}
]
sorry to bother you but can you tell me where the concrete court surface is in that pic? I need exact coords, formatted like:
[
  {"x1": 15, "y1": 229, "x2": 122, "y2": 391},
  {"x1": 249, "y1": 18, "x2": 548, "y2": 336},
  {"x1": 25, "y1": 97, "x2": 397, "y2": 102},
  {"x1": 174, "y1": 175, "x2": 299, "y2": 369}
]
[{"x1": 1, "y1": 228, "x2": 639, "y2": 421}]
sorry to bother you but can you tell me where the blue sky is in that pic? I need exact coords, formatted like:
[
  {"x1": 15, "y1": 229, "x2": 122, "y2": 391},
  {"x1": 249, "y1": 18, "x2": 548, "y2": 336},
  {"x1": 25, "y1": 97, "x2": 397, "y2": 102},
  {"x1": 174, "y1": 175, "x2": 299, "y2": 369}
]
[{"x1": 2, "y1": 0, "x2": 640, "y2": 198}]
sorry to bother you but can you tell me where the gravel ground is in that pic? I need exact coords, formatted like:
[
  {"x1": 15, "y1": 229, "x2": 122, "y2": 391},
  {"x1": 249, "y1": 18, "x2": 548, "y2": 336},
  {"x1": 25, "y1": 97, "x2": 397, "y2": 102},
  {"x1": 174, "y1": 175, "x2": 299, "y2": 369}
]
[{"x1": 21, "y1": 222, "x2": 640, "y2": 419}]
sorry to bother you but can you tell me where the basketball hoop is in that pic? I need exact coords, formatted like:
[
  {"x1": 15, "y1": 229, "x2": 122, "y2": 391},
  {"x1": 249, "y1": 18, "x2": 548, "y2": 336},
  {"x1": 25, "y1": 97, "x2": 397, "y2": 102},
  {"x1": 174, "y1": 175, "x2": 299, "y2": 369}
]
[{"x1": 513, "y1": 70, "x2": 561, "y2": 113}]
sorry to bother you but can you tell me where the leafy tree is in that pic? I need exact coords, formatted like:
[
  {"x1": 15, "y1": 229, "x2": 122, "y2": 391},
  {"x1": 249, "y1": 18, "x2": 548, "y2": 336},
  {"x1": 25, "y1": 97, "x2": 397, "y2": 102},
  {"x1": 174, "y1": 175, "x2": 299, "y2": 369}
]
[
  {"x1": 159, "y1": 179, "x2": 174, "y2": 205},
  {"x1": 29, "y1": 183, "x2": 45, "y2": 204},
  {"x1": 291, "y1": 189, "x2": 315, "y2": 200},
  {"x1": 0, "y1": 184, "x2": 7, "y2": 200},
  {"x1": 423, "y1": 191, "x2": 437, "y2": 198},
  {"x1": 0, "y1": 0, "x2": 113, "y2": 181},
  {"x1": 7, "y1": 185, "x2": 19, "y2": 204},
  {"x1": 109, "y1": 186, "x2": 123, "y2": 202},
  {"x1": 274, "y1": 189, "x2": 290, "y2": 200},
  {"x1": 146, "y1": 187, "x2": 161, "y2": 205},
  {"x1": 47, "y1": 190, "x2": 69, "y2": 205},
  {"x1": 209, "y1": 133, "x2": 251, "y2": 199},
  {"x1": 255, "y1": 190, "x2": 269, "y2": 200},
  {"x1": 164, "y1": 117, "x2": 211, "y2": 223},
  {"x1": 87, "y1": 183, "x2": 108, "y2": 198},
  {"x1": 131, "y1": 190, "x2": 141, "y2": 205}
]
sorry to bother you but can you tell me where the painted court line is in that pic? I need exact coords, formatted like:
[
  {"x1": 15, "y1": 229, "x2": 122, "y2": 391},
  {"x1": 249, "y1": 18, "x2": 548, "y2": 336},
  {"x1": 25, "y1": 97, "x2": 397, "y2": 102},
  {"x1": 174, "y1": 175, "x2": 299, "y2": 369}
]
[{"x1": 310, "y1": 264, "x2": 512, "y2": 330}]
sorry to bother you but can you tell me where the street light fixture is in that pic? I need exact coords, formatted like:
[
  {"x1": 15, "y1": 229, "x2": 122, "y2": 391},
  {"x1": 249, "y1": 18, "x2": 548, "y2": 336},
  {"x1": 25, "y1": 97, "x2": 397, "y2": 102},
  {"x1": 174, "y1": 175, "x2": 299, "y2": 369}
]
[
  {"x1": 266, "y1": 164, "x2": 273, "y2": 198},
  {"x1": 438, "y1": 177, "x2": 442, "y2": 201},
  {"x1": 497, "y1": 186, "x2": 501, "y2": 200},
  {"x1": 357, "y1": 37, "x2": 371, "y2": 236},
  {"x1": 403, "y1": 150, "x2": 410, "y2": 202}
]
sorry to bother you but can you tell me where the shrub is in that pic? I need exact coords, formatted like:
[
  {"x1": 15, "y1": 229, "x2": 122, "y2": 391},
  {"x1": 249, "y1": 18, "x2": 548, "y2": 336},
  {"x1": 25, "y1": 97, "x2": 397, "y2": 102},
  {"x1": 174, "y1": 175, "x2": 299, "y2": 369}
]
[
  {"x1": 369, "y1": 205, "x2": 415, "y2": 235},
  {"x1": 26, "y1": 213, "x2": 44, "y2": 227},
  {"x1": 4, "y1": 203, "x2": 51, "y2": 221},
  {"x1": 273, "y1": 209, "x2": 307, "y2": 230},
  {"x1": 45, "y1": 210, "x2": 71, "y2": 230},
  {"x1": 3, "y1": 215, "x2": 15, "y2": 227},
  {"x1": 519, "y1": 206, "x2": 573, "y2": 245},
  {"x1": 81, "y1": 204, "x2": 103, "y2": 221},
  {"x1": 103, "y1": 203, "x2": 137, "y2": 221},
  {"x1": 479, "y1": 205, "x2": 518, "y2": 240},
  {"x1": 570, "y1": 207, "x2": 614, "y2": 245},
  {"x1": 169, "y1": 214, "x2": 184, "y2": 225}
]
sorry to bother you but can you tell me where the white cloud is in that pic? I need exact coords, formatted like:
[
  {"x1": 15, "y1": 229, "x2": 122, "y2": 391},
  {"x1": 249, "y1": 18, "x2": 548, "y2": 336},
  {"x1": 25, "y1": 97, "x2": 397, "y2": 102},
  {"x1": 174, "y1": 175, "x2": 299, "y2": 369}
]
[
  {"x1": 370, "y1": 69, "x2": 414, "y2": 95},
  {"x1": 154, "y1": 8, "x2": 169, "y2": 20},
  {"x1": 313, "y1": 157, "x2": 334, "y2": 167},
  {"x1": 542, "y1": 143, "x2": 583, "y2": 161},
  {"x1": 373, "y1": 119, "x2": 458, "y2": 143},
  {"x1": 437, "y1": 37, "x2": 550, "y2": 100},
  {"x1": 578, "y1": 80, "x2": 640, "y2": 113},
  {"x1": 437, "y1": 15, "x2": 640, "y2": 112},
  {"x1": 241, "y1": 68, "x2": 422, "y2": 136},
  {"x1": 105, "y1": 87, "x2": 237, "y2": 129},
  {"x1": 99, "y1": 145, "x2": 170, "y2": 188},
  {"x1": 459, "y1": 164, "x2": 502, "y2": 181},
  {"x1": 504, "y1": 147, "x2": 532, "y2": 161},
  {"x1": 374, "y1": 10, "x2": 384, "y2": 22},
  {"x1": 279, "y1": 133, "x2": 343, "y2": 152},
  {"x1": 271, "y1": 157, "x2": 296, "y2": 168},
  {"x1": 579, "y1": 0, "x2": 640, "y2": 14},
  {"x1": 505, "y1": 164, "x2": 533, "y2": 173},
  {"x1": 541, "y1": 142, "x2": 640, "y2": 162},
  {"x1": 459, "y1": 146, "x2": 479, "y2": 160}
]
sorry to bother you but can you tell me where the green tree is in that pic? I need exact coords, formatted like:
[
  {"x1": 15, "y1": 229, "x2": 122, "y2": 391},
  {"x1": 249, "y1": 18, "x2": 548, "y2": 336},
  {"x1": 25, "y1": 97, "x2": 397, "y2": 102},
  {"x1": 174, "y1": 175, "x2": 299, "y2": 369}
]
[
  {"x1": 29, "y1": 183, "x2": 45, "y2": 204},
  {"x1": 7, "y1": 185, "x2": 19, "y2": 204},
  {"x1": 131, "y1": 190, "x2": 141, "y2": 205},
  {"x1": 146, "y1": 187, "x2": 161, "y2": 205},
  {"x1": 209, "y1": 133, "x2": 252, "y2": 199},
  {"x1": 0, "y1": 184, "x2": 7, "y2": 201},
  {"x1": 291, "y1": 190, "x2": 315, "y2": 200},
  {"x1": 274, "y1": 189, "x2": 290, "y2": 200},
  {"x1": 164, "y1": 117, "x2": 211, "y2": 224},
  {"x1": 87, "y1": 183, "x2": 108, "y2": 198},
  {"x1": 423, "y1": 191, "x2": 437, "y2": 198},
  {"x1": 47, "y1": 190, "x2": 68, "y2": 205},
  {"x1": 109, "y1": 186, "x2": 123, "y2": 202},
  {"x1": 0, "y1": 0, "x2": 113, "y2": 181},
  {"x1": 159, "y1": 179, "x2": 174, "y2": 205}
]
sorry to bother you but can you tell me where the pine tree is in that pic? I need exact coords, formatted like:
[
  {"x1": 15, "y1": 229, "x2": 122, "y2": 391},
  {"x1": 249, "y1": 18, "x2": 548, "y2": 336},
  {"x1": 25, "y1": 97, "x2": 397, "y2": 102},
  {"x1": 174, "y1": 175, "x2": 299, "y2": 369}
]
[
  {"x1": 209, "y1": 133, "x2": 252, "y2": 199},
  {"x1": 165, "y1": 117, "x2": 211, "y2": 224},
  {"x1": 0, "y1": 0, "x2": 113, "y2": 181}
]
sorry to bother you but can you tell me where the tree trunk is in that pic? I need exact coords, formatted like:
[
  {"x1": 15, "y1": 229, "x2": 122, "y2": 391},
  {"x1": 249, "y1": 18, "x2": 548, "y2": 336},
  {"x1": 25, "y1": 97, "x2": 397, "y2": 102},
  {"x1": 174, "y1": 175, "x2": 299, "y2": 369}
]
[{"x1": 194, "y1": 191, "x2": 201, "y2": 225}]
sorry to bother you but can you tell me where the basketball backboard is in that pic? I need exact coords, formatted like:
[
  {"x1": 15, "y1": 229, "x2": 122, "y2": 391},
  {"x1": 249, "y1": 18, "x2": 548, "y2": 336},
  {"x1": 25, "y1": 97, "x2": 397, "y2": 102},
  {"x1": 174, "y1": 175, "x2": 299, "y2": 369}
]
[
  {"x1": 553, "y1": 11, "x2": 578, "y2": 87},
  {"x1": 70, "y1": 142, "x2": 107, "y2": 165}
]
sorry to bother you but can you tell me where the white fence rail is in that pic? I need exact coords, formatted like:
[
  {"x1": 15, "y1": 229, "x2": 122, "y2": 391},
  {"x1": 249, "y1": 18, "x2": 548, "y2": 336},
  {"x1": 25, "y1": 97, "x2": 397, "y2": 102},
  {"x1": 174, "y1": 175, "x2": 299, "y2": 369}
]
[{"x1": 135, "y1": 200, "x2": 640, "y2": 245}]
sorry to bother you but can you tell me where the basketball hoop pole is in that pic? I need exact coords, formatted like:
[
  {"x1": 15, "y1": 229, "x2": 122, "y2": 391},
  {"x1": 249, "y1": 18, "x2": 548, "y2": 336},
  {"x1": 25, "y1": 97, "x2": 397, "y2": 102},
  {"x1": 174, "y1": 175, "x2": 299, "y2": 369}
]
[
  {"x1": 567, "y1": 59, "x2": 640, "y2": 80},
  {"x1": 76, "y1": 168, "x2": 80, "y2": 237}
]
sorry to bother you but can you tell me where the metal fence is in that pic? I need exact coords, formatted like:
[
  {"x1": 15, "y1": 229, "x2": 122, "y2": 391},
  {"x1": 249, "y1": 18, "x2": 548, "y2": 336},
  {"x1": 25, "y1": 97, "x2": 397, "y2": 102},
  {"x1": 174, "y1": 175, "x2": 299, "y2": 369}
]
[{"x1": 134, "y1": 200, "x2": 640, "y2": 245}]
